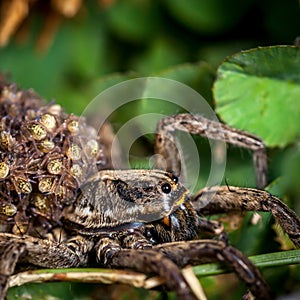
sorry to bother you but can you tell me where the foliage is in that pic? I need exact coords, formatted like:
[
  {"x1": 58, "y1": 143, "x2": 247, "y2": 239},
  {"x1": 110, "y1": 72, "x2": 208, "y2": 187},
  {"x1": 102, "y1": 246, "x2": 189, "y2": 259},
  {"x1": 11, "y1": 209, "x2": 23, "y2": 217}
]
[
  {"x1": 214, "y1": 46, "x2": 300, "y2": 148},
  {"x1": 1, "y1": 0, "x2": 300, "y2": 299}
]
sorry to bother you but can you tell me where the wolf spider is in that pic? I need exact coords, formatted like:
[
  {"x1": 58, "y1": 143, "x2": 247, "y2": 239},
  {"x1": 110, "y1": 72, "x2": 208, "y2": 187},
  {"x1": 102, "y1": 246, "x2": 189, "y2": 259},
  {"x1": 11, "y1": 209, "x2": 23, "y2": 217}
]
[{"x1": 0, "y1": 113, "x2": 300, "y2": 300}]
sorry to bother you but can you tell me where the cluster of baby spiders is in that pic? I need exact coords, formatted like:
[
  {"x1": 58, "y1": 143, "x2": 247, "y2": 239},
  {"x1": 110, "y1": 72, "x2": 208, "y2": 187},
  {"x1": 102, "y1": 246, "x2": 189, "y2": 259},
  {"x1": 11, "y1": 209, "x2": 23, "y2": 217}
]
[{"x1": 0, "y1": 77, "x2": 107, "y2": 236}]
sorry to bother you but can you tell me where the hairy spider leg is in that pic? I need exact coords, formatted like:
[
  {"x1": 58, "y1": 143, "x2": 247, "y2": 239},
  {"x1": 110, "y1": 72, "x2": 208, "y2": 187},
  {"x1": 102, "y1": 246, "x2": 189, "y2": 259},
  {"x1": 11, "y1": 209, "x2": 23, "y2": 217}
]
[
  {"x1": 154, "y1": 239, "x2": 272, "y2": 300},
  {"x1": 104, "y1": 249, "x2": 198, "y2": 299},
  {"x1": 155, "y1": 114, "x2": 267, "y2": 189},
  {"x1": 0, "y1": 233, "x2": 93, "y2": 300},
  {"x1": 0, "y1": 242, "x2": 25, "y2": 299},
  {"x1": 193, "y1": 186, "x2": 300, "y2": 248}
]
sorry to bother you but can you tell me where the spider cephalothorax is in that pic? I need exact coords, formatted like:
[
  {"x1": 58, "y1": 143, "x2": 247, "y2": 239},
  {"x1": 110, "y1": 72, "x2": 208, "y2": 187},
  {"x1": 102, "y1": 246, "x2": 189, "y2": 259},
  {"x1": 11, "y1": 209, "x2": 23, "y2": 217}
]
[{"x1": 0, "y1": 77, "x2": 300, "y2": 300}]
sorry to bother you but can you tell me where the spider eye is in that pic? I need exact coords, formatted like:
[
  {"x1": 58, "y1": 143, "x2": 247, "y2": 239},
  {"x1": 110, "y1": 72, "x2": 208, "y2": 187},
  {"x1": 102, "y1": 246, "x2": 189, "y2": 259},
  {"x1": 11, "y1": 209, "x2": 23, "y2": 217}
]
[
  {"x1": 161, "y1": 183, "x2": 172, "y2": 194},
  {"x1": 172, "y1": 175, "x2": 178, "y2": 184}
]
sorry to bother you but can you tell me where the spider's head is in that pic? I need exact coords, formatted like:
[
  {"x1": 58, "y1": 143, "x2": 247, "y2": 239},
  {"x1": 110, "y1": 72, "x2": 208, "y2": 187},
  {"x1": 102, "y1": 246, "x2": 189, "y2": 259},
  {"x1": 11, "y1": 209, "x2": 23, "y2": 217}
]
[{"x1": 64, "y1": 169, "x2": 193, "y2": 232}]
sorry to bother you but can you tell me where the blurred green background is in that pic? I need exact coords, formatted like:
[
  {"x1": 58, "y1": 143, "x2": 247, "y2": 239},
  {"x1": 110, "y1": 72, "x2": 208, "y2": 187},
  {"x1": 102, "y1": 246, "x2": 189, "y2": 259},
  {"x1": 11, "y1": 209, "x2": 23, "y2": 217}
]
[
  {"x1": 1, "y1": 0, "x2": 300, "y2": 299},
  {"x1": 1, "y1": 0, "x2": 299, "y2": 111}
]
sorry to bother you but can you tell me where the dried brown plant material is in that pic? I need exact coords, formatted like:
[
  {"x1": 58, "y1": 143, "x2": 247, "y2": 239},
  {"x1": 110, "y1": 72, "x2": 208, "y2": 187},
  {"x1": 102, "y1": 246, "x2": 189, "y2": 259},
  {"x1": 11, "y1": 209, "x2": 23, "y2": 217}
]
[
  {"x1": 0, "y1": 0, "x2": 114, "y2": 50},
  {"x1": 35, "y1": 11, "x2": 62, "y2": 53},
  {"x1": 0, "y1": 0, "x2": 29, "y2": 46},
  {"x1": 52, "y1": 0, "x2": 82, "y2": 17}
]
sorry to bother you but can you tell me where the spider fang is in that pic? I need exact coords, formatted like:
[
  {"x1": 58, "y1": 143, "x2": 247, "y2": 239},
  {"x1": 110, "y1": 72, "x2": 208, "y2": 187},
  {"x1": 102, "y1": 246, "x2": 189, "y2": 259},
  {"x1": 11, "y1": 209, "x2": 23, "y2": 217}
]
[{"x1": 162, "y1": 216, "x2": 171, "y2": 227}]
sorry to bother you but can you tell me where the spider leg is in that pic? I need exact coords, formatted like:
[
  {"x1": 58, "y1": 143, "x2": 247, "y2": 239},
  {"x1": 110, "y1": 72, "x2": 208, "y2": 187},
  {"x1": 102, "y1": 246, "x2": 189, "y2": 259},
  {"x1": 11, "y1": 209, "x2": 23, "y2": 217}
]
[
  {"x1": 101, "y1": 248, "x2": 198, "y2": 300},
  {"x1": 0, "y1": 233, "x2": 93, "y2": 268},
  {"x1": 198, "y1": 218, "x2": 225, "y2": 236},
  {"x1": 155, "y1": 114, "x2": 267, "y2": 188},
  {"x1": 154, "y1": 239, "x2": 272, "y2": 300},
  {"x1": 0, "y1": 233, "x2": 94, "y2": 299},
  {"x1": 95, "y1": 234, "x2": 197, "y2": 300},
  {"x1": 193, "y1": 186, "x2": 300, "y2": 247},
  {"x1": 198, "y1": 218, "x2": 229, "y2": 243},
  {"x1": 0, "y1": 242, "x2": 25, "y2": 299}
]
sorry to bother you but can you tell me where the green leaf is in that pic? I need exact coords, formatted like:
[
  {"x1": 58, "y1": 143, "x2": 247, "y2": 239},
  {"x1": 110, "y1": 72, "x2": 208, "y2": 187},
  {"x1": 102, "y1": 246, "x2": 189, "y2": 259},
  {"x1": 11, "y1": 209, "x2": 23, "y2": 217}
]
[{"x1": 214, "y1": 46, "x2": 300, "y2": 147}]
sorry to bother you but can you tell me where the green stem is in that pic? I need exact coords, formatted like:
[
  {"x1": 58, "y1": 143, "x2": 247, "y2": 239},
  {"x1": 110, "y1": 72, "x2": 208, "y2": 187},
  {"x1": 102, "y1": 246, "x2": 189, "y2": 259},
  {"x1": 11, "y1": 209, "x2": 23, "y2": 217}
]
[{"x1": 193, "y1": 249, "x2": 300, "y2": 277}]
